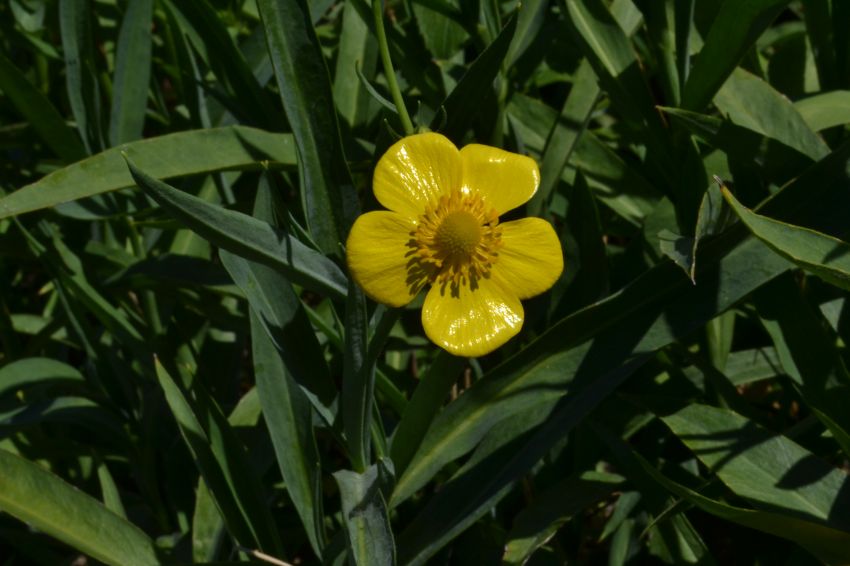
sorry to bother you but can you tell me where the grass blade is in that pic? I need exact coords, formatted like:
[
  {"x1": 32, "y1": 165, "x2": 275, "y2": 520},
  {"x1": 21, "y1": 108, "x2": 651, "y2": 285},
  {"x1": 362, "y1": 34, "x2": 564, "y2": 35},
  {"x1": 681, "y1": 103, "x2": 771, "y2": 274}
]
[{"x1": 109, "y1": 0, "x2": 153, "y2": 146}]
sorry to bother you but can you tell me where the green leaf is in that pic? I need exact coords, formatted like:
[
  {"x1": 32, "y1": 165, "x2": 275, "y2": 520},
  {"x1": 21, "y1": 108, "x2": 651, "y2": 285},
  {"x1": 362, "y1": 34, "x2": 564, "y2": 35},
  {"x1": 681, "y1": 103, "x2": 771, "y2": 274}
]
[
  {"x1": 59, "y1": 0, "x2": 104, "y2": 153},
  {"x1": 565, "y1": 0, "x2": 672, "y2": 176},
  {"x1": 18, "y1": 223, "x2": 148, "y2": 359},
  {"x1": 754, "y1": 274, "x2": 850, "y2": 456},
  {"x1": 0, "y1": 127, "x2": 296, "y2": 220},
  {"x1": 125, "y1": 157, "x2": 348, "y2": 300},
  {"x1": 0, "y1": 357, "x2": 85, "y2": 398},
  {"x1": 714, "y1": 68, "x2": 829, "y2": 161},
  {"x1": 250, "y1": 313, "x2": 326, "y2": 557},
  {"x1": 154, "y1": 358, "x2": 283, "y2": 555},
  {"x1": 635, "y1": 451, "x2": 850, "y2": 565},
  {"x1": 802, "y1": 0, "x2": 838, "y2": 90},
  {"x1": 334, "y1": 1, "x2": 379, "y2": 128},
  {"x1": 722, "y1": 186, "x2": 850, "y2": 291},
  {"x1": 528, "y1": 59, "x2": 597, "y2": 216},
  {"x1": 505, "y1": 0, "x2": 547, "y2": 67},
  {"x1": 508, "y1": 94, "x2": 659, "y2": 225},
  {"x1": 550, "y1": 170, "x2": 609, "y2": 316},
  {"x1": 660, "y1": 106, "x2": 817, "y2": 186},
  {"x1": 0, "y1": 449, "x2": 159, "y2": 566},
  {"x1": 663, "y1": 404, "x2": 850, "y2": 526},
  {"x1": 0, "y1": 51, "x2": 84, "y2": 161},
  {"x1": 256, "y1": 0, "x2": 358, "y2": 254},
  {"x1": 221, "y1": 249, "x2": 337, "y2": 423},
  {"x1": 682, "y1": 0, "x2": 791, "y2": 111},
  {"x1": 389, "y1": 351, "x2": 465, "y2": 477},
  {"x1": 391, "y1": 231, "x2": 792, "y2": 506},
  {"x1": 430, "y1": 14, "x2": 517, "y2": 141},
  {"x1": 794, "y1": 90, "x2": 850, "y2": 131},
  {"x1": 343, "y1": 282, "x2": 372, "y2": 472},
  {"x1": 191, "y1": 389, "x2": 269, "y2": 563},
  {"x1": 502, "y1": 471, "x2": 625, "y2": 565},
  {"x1": 109, "y1": 0, "x2": 153, "y2": 146},
  {"x1": 723, "y1": 347, "x2": 782, "y2": 385},
  {"x1": 334, "y1": 460, "x2": 396, "y2": 566},
  {"x1": 395, "y1": 357, "x2": 649, "y2": 565},
  {"x1": 171, "y1": 0, "x2": 285, "y2": 130},
  {"x1": 412, "y1": 0, "x2": 467, "y2": 60}
]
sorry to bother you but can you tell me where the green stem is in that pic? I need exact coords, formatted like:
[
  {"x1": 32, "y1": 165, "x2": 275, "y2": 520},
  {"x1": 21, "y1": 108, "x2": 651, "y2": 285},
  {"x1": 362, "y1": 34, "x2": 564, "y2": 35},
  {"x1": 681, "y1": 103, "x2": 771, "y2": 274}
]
[{"x1": 372, "y1": 0, "x2": 414, "y2": 135}]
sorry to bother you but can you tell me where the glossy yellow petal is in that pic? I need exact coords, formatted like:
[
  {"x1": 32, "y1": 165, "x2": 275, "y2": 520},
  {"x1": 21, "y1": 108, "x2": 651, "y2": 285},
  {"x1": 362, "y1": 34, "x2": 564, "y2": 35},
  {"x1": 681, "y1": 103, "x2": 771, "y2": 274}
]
[
  {"x1": 491, "y1": 218, "x2": 563, "y2": 300},
  {"x1": 346, "y1": 211, "x2": 424, "y2": 307},
  {"x1": 460, "y1": 144, "x2": 540, "y2": 215},
  {"x1": 373, "y1": 133, "x2": 463, "y2": 219},
  {"x1": 422, "y1": 277, "x2": 523, "y2": 357}
]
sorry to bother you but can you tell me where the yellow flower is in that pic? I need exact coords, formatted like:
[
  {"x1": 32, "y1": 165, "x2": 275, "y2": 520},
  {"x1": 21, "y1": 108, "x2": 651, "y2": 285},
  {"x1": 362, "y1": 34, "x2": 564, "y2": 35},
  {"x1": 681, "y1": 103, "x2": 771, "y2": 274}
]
[{"x1": 346, "y1": 133, "x2": 563, "y2": 357}]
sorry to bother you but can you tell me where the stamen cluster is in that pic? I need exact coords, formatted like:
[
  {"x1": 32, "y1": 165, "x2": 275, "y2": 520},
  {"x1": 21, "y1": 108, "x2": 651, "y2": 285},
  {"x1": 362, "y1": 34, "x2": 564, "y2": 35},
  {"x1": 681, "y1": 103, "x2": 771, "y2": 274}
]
[{"x1": 410, "y1": 190, "x2": 503, "y2": 295}]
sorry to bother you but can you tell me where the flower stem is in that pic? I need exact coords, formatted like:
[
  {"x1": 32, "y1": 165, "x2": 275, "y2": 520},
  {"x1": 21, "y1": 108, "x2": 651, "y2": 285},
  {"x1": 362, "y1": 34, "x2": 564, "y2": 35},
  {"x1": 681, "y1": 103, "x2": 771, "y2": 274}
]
[{"x1": 372, "y1": 0, "x2": 415, "y2": 136}]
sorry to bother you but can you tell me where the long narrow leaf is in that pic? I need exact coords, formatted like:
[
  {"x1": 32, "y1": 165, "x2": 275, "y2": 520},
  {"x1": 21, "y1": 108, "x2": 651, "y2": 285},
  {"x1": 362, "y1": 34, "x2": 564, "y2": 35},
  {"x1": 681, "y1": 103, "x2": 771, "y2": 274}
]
[
  {"x1": 722, "y1": 187, "x2": 850, "y2": 291},
  {"x1": 0, "y1": 52, "x2": 84, "y2": 161},
  {"x1": 682, "y1": 0, "x2": 791, "y2": 111},
  {"x1": 154, "y1": 358, "x2": 283, "y2": 555},
  {"x1": 250, "y1": 313, "x2": 326, "y2": 557},
  {"x1": 0, "y1": 127, "x2": 296, "y2": 220},
  {"x1": 0, "y1": 449, "x2": 159, "y2": 566},
  {"x1": 125, "y1": 158, "x2": 348, "y2": 300},
  {"x1": 109, "y1": 0, "x2": 153, "y2": 146},
  {"x1": 256, "y1": 0, "x2": 358, "y2": 254}
]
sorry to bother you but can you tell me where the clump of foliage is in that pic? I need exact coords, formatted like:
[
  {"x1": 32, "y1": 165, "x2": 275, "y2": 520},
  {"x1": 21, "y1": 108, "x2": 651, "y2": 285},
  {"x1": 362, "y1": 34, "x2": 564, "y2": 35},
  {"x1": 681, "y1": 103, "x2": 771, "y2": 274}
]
[{"x1": 2, "y1": 0, "x2": 850, "y2": 564}]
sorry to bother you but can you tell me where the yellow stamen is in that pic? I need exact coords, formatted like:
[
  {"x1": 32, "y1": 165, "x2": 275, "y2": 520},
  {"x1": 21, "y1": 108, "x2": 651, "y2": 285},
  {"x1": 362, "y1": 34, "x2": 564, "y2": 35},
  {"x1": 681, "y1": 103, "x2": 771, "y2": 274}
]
[{"x1": 408, "y1": 191, "x2": 503, "y2": 295}]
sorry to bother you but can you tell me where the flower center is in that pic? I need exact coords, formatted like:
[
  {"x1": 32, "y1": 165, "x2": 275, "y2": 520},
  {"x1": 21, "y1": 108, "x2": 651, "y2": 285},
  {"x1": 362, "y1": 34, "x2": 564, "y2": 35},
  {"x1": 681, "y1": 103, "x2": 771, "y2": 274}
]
[
  {"x1": 435, "y1": 211, "x2": 481, "y2": 256},
  {"x1": 408, "y1": 190, "x2": 503, "y2": 295}
]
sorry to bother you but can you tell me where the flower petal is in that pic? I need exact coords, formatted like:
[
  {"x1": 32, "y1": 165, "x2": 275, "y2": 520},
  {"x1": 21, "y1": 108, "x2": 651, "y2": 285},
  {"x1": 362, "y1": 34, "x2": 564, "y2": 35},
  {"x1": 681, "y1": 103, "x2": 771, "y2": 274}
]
[
  {"x1": 422, "y1": 277, "x2": 523, "y2": 357},
  {"x1": 491, "y1": 218, "x2": 564, "y2": 300},
  {"x1": 373, "y1": 133, "x2": 463, "y2": 219},
  {"x1": 346, "y1": 211, "x2": 425, "y2": 307},
  {"x1": 460, "y1": 144, "x2": 540, "y2": 215}
]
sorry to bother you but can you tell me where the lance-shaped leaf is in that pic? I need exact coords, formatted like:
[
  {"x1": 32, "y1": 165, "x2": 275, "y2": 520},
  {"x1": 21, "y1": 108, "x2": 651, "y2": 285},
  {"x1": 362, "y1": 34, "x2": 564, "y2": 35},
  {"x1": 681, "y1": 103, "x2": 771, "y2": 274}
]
[
  {"x1": 794, "y1": 91, "x2": 850, "y2": 132},
  {"x1": 154, "y1": 358, "x2": 283, "y2": 555},
  {"x1": 0, "y1": 127, "x2": 296, "y2": 220},
  {"x1": 256, "y1": 0, "x2": 358, "y2": 254},
  {"x1": 250, "y1": 313, "x2": 326, "y2": 557},
  {"x1": 722, "y1": 187, "x2": 850, "y2": 291},
  {"x1": 0, "y1": 51, "x2": 84, "y2": 161},
  {"x1": 0, "y1": 449, "x2": 160, "y2": 566},
  {"x1": 682, "y1": 0, "x2": 792, "y2": 111},
  {"x1": 109, "y1": 0, "x2": 153, "y2": 146},
  {"x1": 502, "y1": 471, "x2": 625, "y2": 565},
  {"x1": 125, "y1": 157, "x2": 347, "y2": 300},
  {"x1": 714, "y1": 68, "x2": 829, "y2": 161},
  {"x1": 636, "y1": 452, "x2": 850, "y2": 564},
  {"x1": 431, "y1": 14, "x2": 517, "y2": 141},
  {"x1": 334, "y1": 459, "x2": 396, "y2": 566}
]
